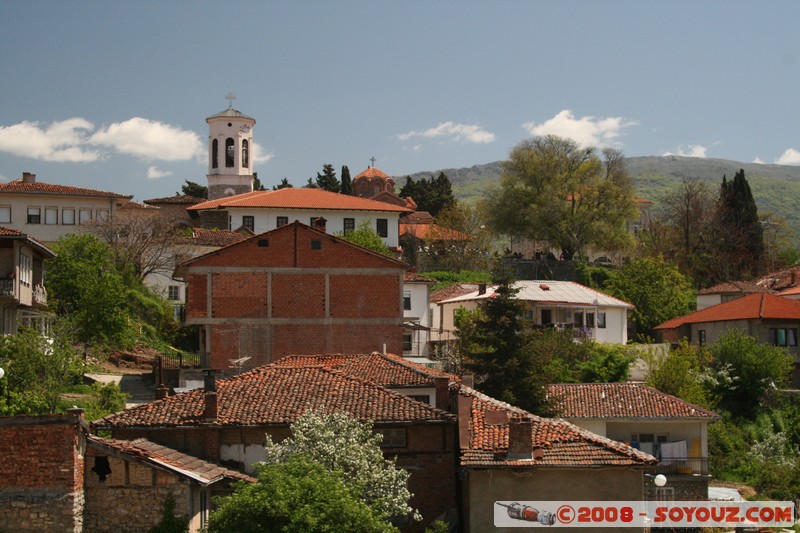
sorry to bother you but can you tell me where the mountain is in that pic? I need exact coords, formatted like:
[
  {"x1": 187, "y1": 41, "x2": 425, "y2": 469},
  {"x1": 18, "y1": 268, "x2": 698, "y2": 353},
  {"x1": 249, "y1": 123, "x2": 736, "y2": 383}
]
[{"x1": 400, "y1": 156, "x2": 800, "y2": 241}]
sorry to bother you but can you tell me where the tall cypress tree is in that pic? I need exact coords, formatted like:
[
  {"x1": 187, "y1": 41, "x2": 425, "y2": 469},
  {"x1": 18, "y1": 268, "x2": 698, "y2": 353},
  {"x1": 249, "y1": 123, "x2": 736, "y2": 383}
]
[
  {"x1": 713, "y1": 169, "x2": 764, "y2": 280},
  {"x1": 341, "y1": 165, "x2": 352, "y2": 195}
]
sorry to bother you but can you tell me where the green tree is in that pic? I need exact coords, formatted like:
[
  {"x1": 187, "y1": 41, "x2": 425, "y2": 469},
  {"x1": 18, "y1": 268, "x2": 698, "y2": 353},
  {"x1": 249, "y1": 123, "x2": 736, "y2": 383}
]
[
  {"x1": 304, "y1": 177, "x2": 318, "y2": 188},
  {"x1": 456, "y1": 270, "x2": 552, "y2": 414},
  {"x1": 484, "y1": 136, "x2": 638, "y2": 260},
  {"x1": 316, "y1": 163, "x2": 341, "y2": 192},
  {"x1": 603, "y1": 256, "x2": 695, "y2": 342},
  {"x1": 709, "y1": 329, "x2": 793, "y2": 418},
  {"x1": 398, "y1": 173, "x2": 455, "y2": 217},
  {"x1": 273, "y1": 177, "x2": 293, "y2": 190},
  {"x1": 208, "y1": 456, "x2": 397, "y2": 533},
  {"x1": 178, "y1": 180, "x2": 207, "y2": 199},
  {"x1": 263, "y1": 409, "x2": 419, "y2": 522},
  {"x1": 337, "y1": 220, "x2": 392, "y2": 257},
  {"x1": 0, "y1": 326, "x2": 85, "y2": 415},
  {"x1": 341, "y1": 165, "x2": 352, "y2": 195},
  {"x1": 644, "y1": 340, "x2": 716, "y2": 409},
  {"x1": 252, "y1": 172, "x2": 266, "y2": 191}
]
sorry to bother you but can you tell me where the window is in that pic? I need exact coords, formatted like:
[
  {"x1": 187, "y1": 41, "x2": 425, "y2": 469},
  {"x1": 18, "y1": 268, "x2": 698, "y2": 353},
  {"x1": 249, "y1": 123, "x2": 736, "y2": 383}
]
[
  {"x1": 168, "y1": 286, "x2": 180, "y2": 301},
  {"x1": 376, "y1": 218, "x2": 388, "y2": 238},
  {"x1": 96, "y1": 209, "x2": 109, "y2": 220},
  {"x1": 585, "y1": 312, "x2": 595, "y2": 328},
  {"x1": 79, "y1": 209, "x2": 92, "y2": 224},
  {"x1": 211, "y1": 139, "x2": 218, "y2": 169},
  {"x1": 62, "y1": 209, "x2": 75, "y2": 225},
  {"x1": 403, "y1": 293, "x2": 411, "y2": 311},
  {"x1": 541, "y1": 309, "x2": 552, "y2": 325},
  {"x1": 225, "y1": 138, "x2": 235, "y2": 167},
  {"x1": 698, "y1": 329, "x2": 706, "y2": 345},
  {"x1": 343, "y1": 218, "x2": 355, "y2": 232},
  {"x1": 597, "y1": 312, "x2": 606, "y2": 329},
  {"x1": 27, "y1": 207, "x2": 41, "y2": 224},
  {"x1": 310, "y1": 239, "x2": 321, "y2": 250},
  {"x1": 242, "y1": 139, "x2": 249, "y2": 168},
  {"x1": 0, "y1": 207, "x2": 10, "y2": 224},
  {"x1": 44, "y1": 208, "x2": 58, "y2": 225},
  {"x1": 573, "y1": 310, "x2": 584, "y2": 327},
  {"x1": 770, "y1": 328, "x2": 798, "y2": 347},
  {"x1": 19, "y1": 252, "x2": 31, "y2": 287},
  {"x1": 277, "y1": 216, "x2": 288, "y2": 227},
  {"x1": 378, "y1": 428, "x2": 407, "y2": 448},
  {"x1": 403, "y1": 331, "x2": 413, "y2": 352},
  {"x1": 242, "y1": 216, "x2": 254, "y2": 232}
]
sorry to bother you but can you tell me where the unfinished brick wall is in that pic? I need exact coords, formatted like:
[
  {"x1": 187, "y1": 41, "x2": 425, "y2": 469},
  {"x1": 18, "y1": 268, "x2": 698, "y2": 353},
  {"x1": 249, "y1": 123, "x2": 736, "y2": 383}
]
[
  {"x1": 83, "y1": 450, "x2": 190, "y2": 533},
  {"x1": 0, "y1": 413, "x2": 85, "y2": 533}
]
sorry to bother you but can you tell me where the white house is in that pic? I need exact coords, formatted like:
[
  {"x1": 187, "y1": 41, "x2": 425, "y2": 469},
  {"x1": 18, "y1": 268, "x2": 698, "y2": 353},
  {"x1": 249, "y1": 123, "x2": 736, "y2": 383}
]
[
  {"x1": 402, "y1": 272, "x2": 436, "y2": 358},
  {"x1": 435, "y1": 280, "x2": 633, "y2": 345},
  {"x1": 0, "y1": 173, "x2": 132, "y2": 245},
  {"x1": 187, "y1": 187, "x2": 412, "y2": 250}
]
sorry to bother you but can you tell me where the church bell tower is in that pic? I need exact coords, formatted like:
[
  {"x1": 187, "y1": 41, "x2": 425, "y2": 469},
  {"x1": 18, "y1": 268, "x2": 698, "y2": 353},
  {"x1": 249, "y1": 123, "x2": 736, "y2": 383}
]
[{"x1": 206, "y1": 93, "x2": 256, "y2": 200}]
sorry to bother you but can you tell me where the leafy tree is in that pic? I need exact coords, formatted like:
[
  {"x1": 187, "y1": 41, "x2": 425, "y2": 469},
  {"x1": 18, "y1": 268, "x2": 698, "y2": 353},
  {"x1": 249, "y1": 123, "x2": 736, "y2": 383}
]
[
  {"x1": 708, "y1": 329, "x2": 793, "y2": 418},
  {"x1": 529, "y1": 329, "x2": 635, "y2": 384},
  {"x1": 304, "y1": 177, "x2": 318, "y2": 188},
  {"x1": 0, "y1": 326, "x2": 85, "y2": 415},
  {"x1": 711, "y1": 169, "x2": 764, "y2": 281},
  {"x1": 178, "y1": 180, "x2": 207, "y2": 199},
  {"x1": 273, "y1": 177, "x2": 293, "y2": 190},
  {"x1": 456, "y1": 270, "x2": 552, "y2": 414},
  {"x1": 644, "y1": 340, "x2": 716, "y2": 409},
  {"x1": 84, "y1": 382, "x2": 128, "y2": 421},
  {"x1": 208, "y1": 456, "x2": 396, "y2": 533},
  {"x1": 263, "y1": 409, "x2": 419, "y2": 522},
  {"x1": 484, "y1": 136, "x2": 638, "y2": 260},
  {"x1": 252, "y1": 172, "x2": 266, "y2": 191},
  {"x1": 337, "y1": 220, "x2": 392, "y2": 257},
  {"x1": 315, "y1": 163, "x2": 341, "y2": 192},
  {"x1": 341, "y1": 165, "x2": 352, "y2": 195},
  {"x1": 603, "y1": 256, "x2": 695, "y2": 342},
  {"x1": 398, "y1": 172, "x2": 455, "y2": 216}
]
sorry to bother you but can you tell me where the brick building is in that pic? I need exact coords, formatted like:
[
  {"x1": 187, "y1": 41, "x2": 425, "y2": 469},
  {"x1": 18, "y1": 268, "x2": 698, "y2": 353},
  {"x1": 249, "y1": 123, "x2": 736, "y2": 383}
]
[
  {"x1": 93, "y1": 364, "x2": 458, "y2": 532},
  {"x1": 174, "y1": 220, "x2": 408, "y2": 369}
]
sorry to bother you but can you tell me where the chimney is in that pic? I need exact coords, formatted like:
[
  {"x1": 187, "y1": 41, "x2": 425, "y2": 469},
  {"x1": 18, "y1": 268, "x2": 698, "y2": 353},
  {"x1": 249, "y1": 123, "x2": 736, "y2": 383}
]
[
  {"x1": 478, "y1": 283, "x2": 487, "y2": 295},
  {"x1": 204, "y1": 370, "x2": 218, "y2": 421},
  {"x1": 312, "y1": 217, "x2": 327, "y2": 233},
  {"x1": 434, "y1": 376, "x2": 451, "y2": 411},
  {"x1": 155, "y1": 383, "x2": 170, "y2": 400},
  {"x1": 507, "y1": 418, "x2": 533, "y2": 460},
  {"x1": 22, "y1": 172, "x2": 36, "y2": 184}
]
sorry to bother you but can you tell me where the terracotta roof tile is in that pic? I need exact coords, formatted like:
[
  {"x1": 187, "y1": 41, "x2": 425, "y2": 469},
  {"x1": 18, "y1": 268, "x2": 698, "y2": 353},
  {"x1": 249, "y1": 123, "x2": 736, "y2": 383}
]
[
  {"x1": 430, "y1": 283, "x2": 480, "y2": 303},
  {"x1": 547, "y1": 383, "x2": 719, "y2": 419},
  {"x1": 459, "y1": 386, "x2": 657, "y2": 467},
  {"x1": 400, "y1": 223, "x2": 473, "y2": 241},
  {"x1": 755, "y1": 265, "x2": 800, "y2": 292},
  {"x1": 186, "y1": 227, "x2": 249, "y2": 247},
  {"x1": 93, "y1": 365, "x2": 455, "y2": 429},
  {"x1": 404, "y1": 272, "x2": 436, "y2": 283},
  {"x1": 0, "y1": 179, "x2": 130, "y2": 198},
  {"x1": 697, "y1": 281, "x2": 771, "y2": 295},
  {"x1": 88, "y1": 436, "x2": 255, "y2": 484},
  {"x1": 119, "y1": 200, "x2": 159, "y2": 210},
  {"x1": 0, "y1": 227, "x2": 55, "y2": 257},
  {"x1": 656, "y1": 292, "x2": 800, "y2": 330},
  {"x1": 354, "y1": 167, "x2": 391, "y2": 180},
  {"x1": 187, "y1": 188, "x2": 412, "y2": 213}
]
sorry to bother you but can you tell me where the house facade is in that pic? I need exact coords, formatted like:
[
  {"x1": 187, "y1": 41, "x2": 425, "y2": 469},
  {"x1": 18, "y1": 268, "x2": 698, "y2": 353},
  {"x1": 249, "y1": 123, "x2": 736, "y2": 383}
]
[
  {"x1": 696, "y1": 281, "x2": 771, "y2": 311},
  {"x1": 403, "y1": 272, "x2": 435, "y2": 358},
  {"x1": 0, "y1": 172, "x2": 131, "y2": 245},
  {"x1": 547, "y1": 382, "x2": 719, "y2": 500},
  {"x1": 0, "y1": 228, "x2": 55, "y2": 335},
  {"x1": 434, "y1": 280, "x2": 632, "y2": 346},
  {"x1": 174, "y1": 221, "x2": 408, "y2": 369},
  {"x1": 93, "y1": 364, "x2": 458, "y2": 533},
  {"x1": 655, "y1": 292, "x2": 800, "y2": 385},
  {"x1": 187, "y1": 187, "x2": 412, "y2": 251}
]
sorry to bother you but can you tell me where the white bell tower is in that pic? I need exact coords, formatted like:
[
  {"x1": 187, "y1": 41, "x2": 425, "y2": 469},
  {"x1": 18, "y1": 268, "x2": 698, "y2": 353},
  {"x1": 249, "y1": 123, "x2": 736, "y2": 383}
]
[{"x1": 206, "y1": 93, "x2": 256, "y2": 200}]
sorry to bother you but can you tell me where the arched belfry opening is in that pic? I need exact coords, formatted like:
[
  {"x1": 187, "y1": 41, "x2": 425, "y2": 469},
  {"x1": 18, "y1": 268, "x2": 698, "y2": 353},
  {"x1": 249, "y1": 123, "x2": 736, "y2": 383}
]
[{"x1": 205, "y1": 94, "x2": 257, "y2": 200}]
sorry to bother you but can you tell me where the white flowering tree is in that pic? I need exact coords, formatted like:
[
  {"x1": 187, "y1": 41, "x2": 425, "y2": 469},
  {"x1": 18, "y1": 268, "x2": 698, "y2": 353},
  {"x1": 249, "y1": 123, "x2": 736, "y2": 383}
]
[{"x1": 263, "y1": 408, "x2": 420, "y2": 522}]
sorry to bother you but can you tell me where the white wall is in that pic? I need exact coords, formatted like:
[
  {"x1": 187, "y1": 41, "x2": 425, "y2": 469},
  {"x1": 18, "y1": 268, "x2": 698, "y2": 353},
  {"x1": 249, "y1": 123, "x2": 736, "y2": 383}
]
[{"x1": 404, "y1": 282, "x2": 432, "y2": 357}]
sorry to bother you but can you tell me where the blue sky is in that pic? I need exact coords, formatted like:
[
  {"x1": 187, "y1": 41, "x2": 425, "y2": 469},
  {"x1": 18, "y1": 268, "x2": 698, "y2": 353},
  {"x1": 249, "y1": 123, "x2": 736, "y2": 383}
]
[{"x1": 1, "y1": 1, "x2": 799, "y2": 201}]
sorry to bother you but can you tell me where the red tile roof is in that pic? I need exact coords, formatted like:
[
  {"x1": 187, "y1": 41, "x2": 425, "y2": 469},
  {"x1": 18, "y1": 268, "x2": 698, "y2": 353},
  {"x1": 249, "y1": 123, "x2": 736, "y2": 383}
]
[
  {"x1": 354, "y1": 167, "x2": 391, "y2": 180},
  {"x1": 697, "y1": 281, "x2": 771, "y2": 295},
  {"x1": 186, "y1": 227, "x2": 249, "y2": 247},
  {"x1": 275, "y1": 352, "x2": 455, "y2": 388},
  {"x1": 119, "y1": 200, "x2": 159, "y2": 210},
  {"x1": 88, "y1": 436, "x2": 255, "y2": 484},
  {"x1": 187, "y1": 188, "x2": 412, "y2": 213},
  {"x1": 430, "y1": 283, "x2": 480, "y2": 303},
  {"x1": 655, "y1": 292, "x2": 800, "y2": 330},
  {"x1": 93, "y1": 365, "x2": 454, "y2": 429},
  {"x1": 755, "y1": 265, "x2": 800, "y2": 292},
  {"x1": 144, "y1": 195, "x2": 206, "y2": 206},
  {"x1": 0, "y1": 227, "x2": 55, "y2": 257},
  {"x1": 400, "y1": 223, "x2": 473, "y2": 241},
  {"x1": 459, "y1": 386, "x2": 657, "y2": 467},
  {"x1": 0, "y1": 179, "x2": 130, "y2": 199},
  {"x1": 547, "y1": 383, "x2": 718, "y2": 419},
  {"x1": 404, "y1": 272, "x2": 436, "y2": 283}
]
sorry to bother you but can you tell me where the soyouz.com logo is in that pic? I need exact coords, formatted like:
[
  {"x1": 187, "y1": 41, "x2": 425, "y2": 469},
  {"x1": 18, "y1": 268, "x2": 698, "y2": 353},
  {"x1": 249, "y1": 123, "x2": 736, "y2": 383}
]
[{"x1": 494, "y1": 501, "x2": 795, "y2": 528}]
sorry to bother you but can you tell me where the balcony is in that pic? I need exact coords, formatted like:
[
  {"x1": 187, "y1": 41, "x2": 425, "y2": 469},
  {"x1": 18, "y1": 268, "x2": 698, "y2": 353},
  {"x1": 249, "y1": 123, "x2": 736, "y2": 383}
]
[
  {"x1": 0, "y1": 279, "x2": 15, "y2": 298},
  {"x1": 654, "y1": 457, "x2": 709, "y2": 476},
  {"x1": 32, "y1": 284, "x2": 47, "y2": 306}
]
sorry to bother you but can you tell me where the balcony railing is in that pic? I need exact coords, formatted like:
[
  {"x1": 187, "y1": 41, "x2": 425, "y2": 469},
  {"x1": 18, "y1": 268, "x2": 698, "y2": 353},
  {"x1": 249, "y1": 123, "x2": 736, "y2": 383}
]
[
  {"x1": 33, "y1": 284, "x2": 47, "y2": 306},
  {"x1": 0, "y1": 279, "x2": 15, "y2": 298},
  {"x1": 654, "y1": 457, "x2": 709, "y2": 476}
]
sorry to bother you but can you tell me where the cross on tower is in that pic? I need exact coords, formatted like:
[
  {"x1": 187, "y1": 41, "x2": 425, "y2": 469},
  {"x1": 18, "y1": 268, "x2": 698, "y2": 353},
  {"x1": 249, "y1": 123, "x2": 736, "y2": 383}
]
[
  {"x1": 369, "y1": 156, "x2": 376, "y2": 168},
  {"x1": 225, "y1": 92, "x2": 237, "y2": 109}
]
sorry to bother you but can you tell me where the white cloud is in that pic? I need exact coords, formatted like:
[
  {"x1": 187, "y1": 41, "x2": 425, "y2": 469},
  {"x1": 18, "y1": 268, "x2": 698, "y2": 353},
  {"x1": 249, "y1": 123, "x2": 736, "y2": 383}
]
[
  {"x1": 0, "y1": 118, "x2": 102, "y2": 162},
  {"x1": 752, "y1": 157, "x2": 765, "y2": 164},
  {"x1": 90, "y1": 117, "x2": 203, "y2": 161},
  {"x1": 662, "y1": 144, "x2": 708, "y2": 158},
  {"x1": 251, "y1": 141, "x2": 273, "y2": 164},
  {"x1": 775, "y1": 148, "x2": 800, "y2": 165},
  {"x1": 522, "y1": 110, "x2": 637, "y2": 148},
  {"x1": 147, "y1": 166, "x2": 173, "y2": 179},
  {"x1": 397, "y1": 121, "x2": 496, "y2": 144}
]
